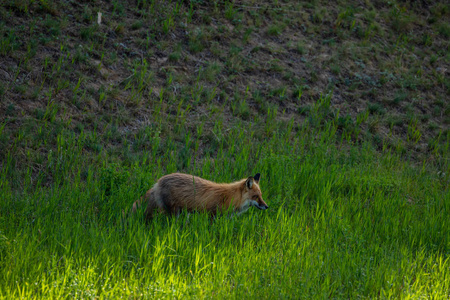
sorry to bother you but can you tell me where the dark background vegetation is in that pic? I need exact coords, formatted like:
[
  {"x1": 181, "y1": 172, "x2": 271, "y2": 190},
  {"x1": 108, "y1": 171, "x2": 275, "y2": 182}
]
[{"x1": 1, "y1": 0, "x2": 449, "y2": 187}]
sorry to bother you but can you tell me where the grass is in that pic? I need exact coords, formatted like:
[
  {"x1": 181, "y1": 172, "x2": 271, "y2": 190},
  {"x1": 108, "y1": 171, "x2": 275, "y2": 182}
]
[
  {"x1": 0, "y1": 0, "x2": 449, "y2": 298},
  {"x1": 1, "y1": 94, "x2": 449, "y2": 298}
]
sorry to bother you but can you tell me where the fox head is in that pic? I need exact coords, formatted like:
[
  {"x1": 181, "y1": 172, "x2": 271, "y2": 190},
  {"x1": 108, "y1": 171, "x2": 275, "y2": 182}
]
[{"x1": 240, "y1": 173, "x2": 268, "y2": 212}]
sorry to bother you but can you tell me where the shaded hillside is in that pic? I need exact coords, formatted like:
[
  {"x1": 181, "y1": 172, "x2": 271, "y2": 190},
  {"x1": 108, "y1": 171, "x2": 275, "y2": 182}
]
[{"x1": 0, "y1": 0, "x2": 449, "y2": 178}]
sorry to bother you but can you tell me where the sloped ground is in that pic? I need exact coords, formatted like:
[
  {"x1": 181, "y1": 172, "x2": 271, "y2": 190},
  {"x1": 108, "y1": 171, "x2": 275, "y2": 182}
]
[
  {"x1": 0, "y1": 0, "x2": 449, "y2": 180},
  {"x1": 1, "y1": 2, "x2": 449, "y2": 298}
]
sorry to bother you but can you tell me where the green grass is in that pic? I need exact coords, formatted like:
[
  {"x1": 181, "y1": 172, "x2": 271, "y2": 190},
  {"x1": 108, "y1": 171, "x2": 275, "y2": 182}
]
[
  {"x1": 1, "y1": 0, "x2": 450, "y2": 298},
  {"x1": 1, "y1": 96, "x2": 449, "y2": 298}
]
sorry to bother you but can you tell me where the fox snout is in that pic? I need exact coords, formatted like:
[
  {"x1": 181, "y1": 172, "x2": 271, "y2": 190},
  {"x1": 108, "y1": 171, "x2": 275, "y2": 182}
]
[
  {"x1": 256, "y1": 201, "x2": 269, "y2": 210},
  {"x1": 258, "y1": 204, "x2": 269, "y2": 210}
]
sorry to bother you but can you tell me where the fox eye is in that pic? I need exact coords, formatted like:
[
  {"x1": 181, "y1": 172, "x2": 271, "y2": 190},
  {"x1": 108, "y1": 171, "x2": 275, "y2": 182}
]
[{"x1": 252, "y1": 195, "x2": 258, "y2": 200}]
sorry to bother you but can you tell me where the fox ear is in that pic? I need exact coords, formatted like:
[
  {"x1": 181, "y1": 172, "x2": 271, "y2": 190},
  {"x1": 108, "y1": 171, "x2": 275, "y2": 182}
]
[
  {"x1": 253, "y1": 173, "x2": 260, "y2": 183},
  {"x1": 245, "y1": 177, "x2": 254, "y2": 189}
]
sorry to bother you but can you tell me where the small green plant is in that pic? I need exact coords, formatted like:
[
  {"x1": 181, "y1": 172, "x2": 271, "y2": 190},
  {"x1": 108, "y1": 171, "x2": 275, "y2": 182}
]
[
  {"x1": 243, "y1": 28, "x2": 253, "y2": 43},
  {"x1": 237, "y1": 100, "x2": 250, "y2": 120},
  {"x1": 407, "y1": 118, "x2": 422, "y2": 144},
  {"x1": 298, "y1": 105, "x2": 310, "y2": 115},
  {"x1": 131, "y1": 20, "x2": 143, "y2": 31},
  {"x1": 43, "y1": 16, "x2": 61, "y2": 37},
  {"x1": 202, "y1": 62, "x2": 222, "y2": 82},
  {"x1": 14, "y1": 83, "x2": 26, "y2": 94},
  {"x1": 210, "y1": 41, "x2": 222, "y2": 57},
  {"x1": 162, "y1": 16, "x2": 174, "y2": 34},
  {"x1": 386, "y1": 114, "x2": 404, "y2": 128},
  {"x1": 295, "y1": 42, "x2": 307, "y2": 55},
  {"x1": 267, "y1": 24, "x2": 283, "y2": 36},
  {"x1": 5, "y1": 103, "x2": 15, "y2": 116},
  {"x1": 429, "y1": 55, "x2": 438, "y2": 65},
  {"x1": 389, "y1": 5, "x2": 413, "y2": 33},
  {"x1": 337, "y1": 114, "x2": 353, "y2": 130},
  {"x1": 437, "y1": 22, "x2": 450, "y2": 38},
  {"x1": 225, "y1": 2, "x2": 237, "y2": 21},
  {"x1": 311, "y1": 8, "x2": 326, "y2": 24},
  {"x1": 168, "y1": 50, "x2": 181, "y2": 62},
  {"x1": 421, "y1": 33, "x2": 433, "y2": 46},
  {"x1": 293, "y1": 85, "x2": 307, "y2": 101},
  {"x1": 330, "y1": 64, "x2": 340, "y2": 75},
  {"x1": 189, "y1": 29, "x2": 205, "y2": 53},
  {"x1": 269, "y1": 59, "x2": 283, "y2": 73},
  {"x1": 269, "y1": 86, "x2": 287, "y2": 100},
  {"x1": 80, "y1": 25, "x2": 97, "y2": 40},
  {"x1": 392, "y1": 90, "x2": 408, "y2": 105},
  {"x1": 368, "y1": 102, "x2": 385, "y2": 115},
  {"x1": 114, "y1": 23, "x2": 125, "y2": 35},
  {"x1": 0, "y1": 28, "x2": 19, "y2": 55}
]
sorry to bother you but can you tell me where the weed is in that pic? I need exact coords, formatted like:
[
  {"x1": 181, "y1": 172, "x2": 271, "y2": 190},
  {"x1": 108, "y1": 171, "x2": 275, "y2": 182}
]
[
  {"x1": 0, "y1": 28, "x2": 20, "y2": 54},
  {"x1": 14, "y1": 83, "x2": 27, "y2": 94},
  {"x1": 269, "y1": 59, "x2": 283, "y2": 73},
  {"x1": 44, "y1": 16, "x2": 61, "y2": 37},
  {"x1": 298, "y1": 105, "x2": 310, "y2": 115},
  {"x1": 437, "y1": 22, "x2": 450, "y2": 38},
  {"x1": 202, "y1": 62, "x2": 222, "y2": 82},
  {"x1": 337, "y1": 114, "x2": 354, "y2": 130},
  {"x1": 189, "y1": 28, "x2": 205, "y2": 53},
  {"x1": 243, "y1": 28, "x2": 253, "y2": 43},
  {"x1": 330, "y1": 64, "x2": 340, "y2": 75},
  {"x1": 210, "y1": 41, "x2": 222, "y2": 57},
  {"x1": 368, "y1": 102, "x2": 385, "y2": 115},
  {"x1": 428, "y1": 122, "x2": 439, "y2": 131},
  {"x1": 225, "y1": 2, "x2": 237, "y2": 21},
  {"x1": 168, "y1": 50, "x2": 180, "y2": 62},
  {"x1": 5, "y1": 103, "x2": 15, "y2": 116},
  {"x1": 131, "y1": 20, "x2": 143, "y2": 31},
  {"x1": 389, "y1": 5, "x2": 413, "y2": 33},
  {"x1": 295, "y1": 42, "x2": 307, "y2": 55},
  {"x1": 114, "y1": 23, "x2": 125, "y2": 35},
  {"x1": 429, "y1": 55, "x2": 438, "y2": 65},
  {"x1": 267, "y1": 24, "x2": 284, "y2": 36},
  {"x1": 81, "y1": 25, "x2": 97, "y2": 41},
  {"x1": 392, "y1": 90, "x2": 408, "y2": 105},
  {"x1": 387, "y1": 114, "x2": 404, "y2": 128}
]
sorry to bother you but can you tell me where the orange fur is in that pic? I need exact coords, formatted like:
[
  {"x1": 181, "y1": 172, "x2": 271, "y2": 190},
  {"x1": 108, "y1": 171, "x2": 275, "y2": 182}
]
[{"x1": 132, "y1": 173, "x2": 268, "y2": 219}]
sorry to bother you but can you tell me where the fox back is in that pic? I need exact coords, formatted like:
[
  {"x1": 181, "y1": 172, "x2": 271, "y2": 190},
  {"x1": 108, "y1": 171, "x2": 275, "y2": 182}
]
[{"x1": 132, "y1": 173, "x2": 268, "y2": 219}]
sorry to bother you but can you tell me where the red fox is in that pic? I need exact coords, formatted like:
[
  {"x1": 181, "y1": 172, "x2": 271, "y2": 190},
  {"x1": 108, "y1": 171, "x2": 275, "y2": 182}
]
[{"x1": 132, "y1": 173, "x2": 268, "y2": 219}]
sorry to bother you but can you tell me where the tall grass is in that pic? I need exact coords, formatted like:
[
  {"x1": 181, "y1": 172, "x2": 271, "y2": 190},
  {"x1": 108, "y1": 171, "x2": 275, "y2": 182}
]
[{"x1": 0, "y1": 96, "x2": 449, "y2": 298}]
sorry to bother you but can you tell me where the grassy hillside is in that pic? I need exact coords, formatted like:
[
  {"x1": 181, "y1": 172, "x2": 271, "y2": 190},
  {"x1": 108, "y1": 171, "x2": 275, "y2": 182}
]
[
  {"x1": 1, "y1": 0, "x2": 449, "y2": 171},
  {"x1": 0, "y1": 0, "x2": 449, "y2": 298}
]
